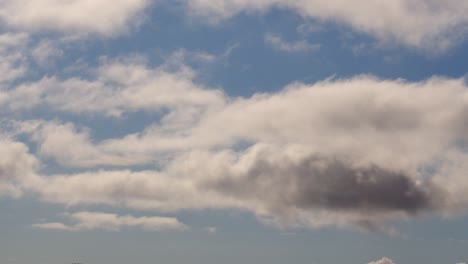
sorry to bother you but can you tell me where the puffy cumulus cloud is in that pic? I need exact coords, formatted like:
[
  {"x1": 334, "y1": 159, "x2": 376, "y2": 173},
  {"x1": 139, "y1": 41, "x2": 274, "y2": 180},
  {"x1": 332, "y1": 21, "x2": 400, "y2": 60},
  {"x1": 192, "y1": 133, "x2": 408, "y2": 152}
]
[
  {"x1": 2, "y1": 56, "x2": 225, "y2": 117},
  {"x1": 27, "y1": 121, "x2": 154, "y2": 167},
  {"x1": 186, "y1": 0, "x2": 468, "y2": 51},
  {"x1": 27, "y1": 167, "x2": 244, "y2": 212},
  {"x1": 0, "y1": 0, "x2": 149, "y2": 36},
  {"x1": 33, "y1": 211, "x2": 187, "y2": 232},
  {"x1": 368, "y1": 258, "x2": 395, "y2": 264},
  {"x1": 19, "y1": 144, "x2": 445, "y2": 231},
  {"x1": 34, "y1": 75, "x2": 468, "y2": 173},
  {"x1": 0, "y1": 139, "x2": 38, "y2": 198},
  {"x1": 6, "y1": 72, "x2": 468, "y2": 231}
]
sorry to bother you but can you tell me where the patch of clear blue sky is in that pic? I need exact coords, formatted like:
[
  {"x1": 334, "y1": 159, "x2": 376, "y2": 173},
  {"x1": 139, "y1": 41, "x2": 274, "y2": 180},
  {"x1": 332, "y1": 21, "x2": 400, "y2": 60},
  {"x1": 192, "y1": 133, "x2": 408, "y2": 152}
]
[{"x1": 3, "y1": 4, "x2": 468, "y2": 264}]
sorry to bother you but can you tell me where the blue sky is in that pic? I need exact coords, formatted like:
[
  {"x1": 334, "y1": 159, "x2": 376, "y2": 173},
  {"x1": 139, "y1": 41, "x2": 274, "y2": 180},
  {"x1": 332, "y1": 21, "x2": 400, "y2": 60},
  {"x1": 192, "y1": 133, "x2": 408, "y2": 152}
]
[{"x1": 1, "y1": 1, "x2": 468, "y2": 264}]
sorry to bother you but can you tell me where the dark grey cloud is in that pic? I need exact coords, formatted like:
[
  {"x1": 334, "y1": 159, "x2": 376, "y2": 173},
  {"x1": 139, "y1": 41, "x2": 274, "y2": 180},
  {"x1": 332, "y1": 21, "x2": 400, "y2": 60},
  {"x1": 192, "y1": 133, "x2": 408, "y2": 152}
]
[{"x1": 205, "y1": 154, "x2": 444, "y2": 222}]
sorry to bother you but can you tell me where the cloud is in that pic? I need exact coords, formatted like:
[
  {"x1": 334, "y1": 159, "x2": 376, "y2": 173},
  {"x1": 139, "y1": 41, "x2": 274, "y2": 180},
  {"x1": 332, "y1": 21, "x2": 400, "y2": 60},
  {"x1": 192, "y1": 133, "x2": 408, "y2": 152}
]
[
  {"x1": 206, "y1": 153, "x2": 437, "y2": 213},
  {"x1": 0, "y1": 33, "x2": 29, "y2": 83},
  {"x1": 0, "y1": 0, "x2": 149, "y2": 36},
  {"x1": 0, "y1": 33, "x2": 28, "y2": 51},
  {"x1": 296, "y1": 23, "x2": 322, "y2": 35},
  {"x1": 1, "y1": 1, "x2": 467, "y2": 51},
  {"x1": 31, "y1": 39, "x2": 64, "y2": 67},
  {"x1": 264, "y1": 34, "x2": 320, "y2": 53},
  {"x1": 33, "y1": 211, "x2": 188, "y2": 232},
  {"x1": 185, "y1": 0, "x2": 468, "y2": 51},
  {"x1": 32, "y1": 222, "x2": 72, "y2": 231},
  {"x1": 26, "y1": 74, "x2": 468, "y2": 172},
  {"x1": 0, "y1": 32, "x2": 81, "y2": 86},
  {"x1": 2, "y1": 56, "x2": 225, "y2": 117},
  {"x1": 205, "y1": 227, "x2": 218, "y2": 234},
  {"x1": 4, "y1": 56, "x2": 468, "y2": 231},
  {"x1": 17, "y1": 143, "x2": 445, "y2": 231},
  {"x1": 0, "y1": 1, "x2": 466, "y2": 239},
  {"x1": 28, "y1": 121, "x2": 154, "y2": 167},
  {"x1": 0, "y1": 139, "x2": 38, "y2": 198},
  {"x1": 368, "y1": 258, "x2": 395, "y2": 264}
]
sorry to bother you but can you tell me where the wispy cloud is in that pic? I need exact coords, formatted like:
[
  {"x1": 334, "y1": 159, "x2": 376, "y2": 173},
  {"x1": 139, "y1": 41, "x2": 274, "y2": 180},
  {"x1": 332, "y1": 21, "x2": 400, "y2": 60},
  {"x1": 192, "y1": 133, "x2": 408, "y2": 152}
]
[
  {"x1": 264, "y1": 34, "x2": 320, "y2": 53},
  {"x1": 33, "y1": 212, "x2": 188, "y2": 232}
]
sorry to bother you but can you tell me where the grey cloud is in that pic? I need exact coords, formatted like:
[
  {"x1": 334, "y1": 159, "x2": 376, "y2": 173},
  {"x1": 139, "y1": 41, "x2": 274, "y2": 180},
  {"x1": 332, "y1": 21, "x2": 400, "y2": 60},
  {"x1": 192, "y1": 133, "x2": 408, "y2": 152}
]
[
  {"x1": 20, "y1": 143, "x2": 453, "y2": 232},
  {"x1": 201, "y1": 152, "x2": 445, "y2": 229}
]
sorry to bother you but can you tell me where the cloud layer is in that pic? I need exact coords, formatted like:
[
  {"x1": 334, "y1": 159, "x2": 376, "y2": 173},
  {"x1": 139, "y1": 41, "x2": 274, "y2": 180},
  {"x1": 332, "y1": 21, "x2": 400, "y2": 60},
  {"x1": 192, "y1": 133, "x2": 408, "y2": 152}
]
[
  {"x1": 2, "y1": 58, "x2": 468, "y2": 231},
  {"x1": 187, "y1": 0, "x2": 468, "y2": 50},
  {"x1": 1, "y1": 0, "x2": 467, "y2": 51},
  {"x1": 1, "y1": 1, "x2": 468, "y2": 234}
]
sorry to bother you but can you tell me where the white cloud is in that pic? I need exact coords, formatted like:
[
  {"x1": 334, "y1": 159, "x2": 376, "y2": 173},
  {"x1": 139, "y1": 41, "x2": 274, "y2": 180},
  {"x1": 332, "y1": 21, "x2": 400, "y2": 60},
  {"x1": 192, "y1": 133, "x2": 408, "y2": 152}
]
[
  {"x1": 0, "y1": 0, "x2": 149, "y2": 36},
  {"x1": 1, "y1": 0, "x2": 467, "y2": 52},
  {"x1": 9, "y1": 74, "x2": 468, "y2": 231},
  {"x1": 4, "y1": 54, "x2": 468, "y2": 231},
  {"x1": 16, "y1": 143, "x2": 439, "y2": 231},
  {"x1": 0, "y1": 139, "x2": 38, "y2": 198},
  {"x1": 186, "y1": 0, "x2": 468, "y2": 51},
  {"x1": 32, "y1": 222, "x2": 72, "y2": 231},
  {"x1": 0, "y1": 0, "x2": 466, "y2": 237},
  {"x1": 0, "y1": 33, "x2": 76, "y2": 85},
  {"x1": 368, "y1": 257, "x2": 395, "y2": 264},
  {"x1": 3, "y1": 56, "x2": 225, "y2": 117},
  {"x1": 264, "y1": 34, "x2": 320, "y2": 53},
  {"x1": 0, "y1": 33, "x2": 28, "y2": 49},
  {"x1": 29, "y1": 121, "x2": 153, "y2": 167},
  {"x1": 29, "y1": 74, "x2": 468, "y2": 173},
  {"x1": 33, "y1": 211, "x2": 188, "y2": 232}
]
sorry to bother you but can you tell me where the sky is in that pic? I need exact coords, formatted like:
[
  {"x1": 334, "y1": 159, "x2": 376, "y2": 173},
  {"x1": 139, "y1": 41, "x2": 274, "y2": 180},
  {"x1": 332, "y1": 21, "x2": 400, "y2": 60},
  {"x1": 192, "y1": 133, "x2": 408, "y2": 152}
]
[{"x1": 1, "y1": 1, "x2": 468, "y2": 264}]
